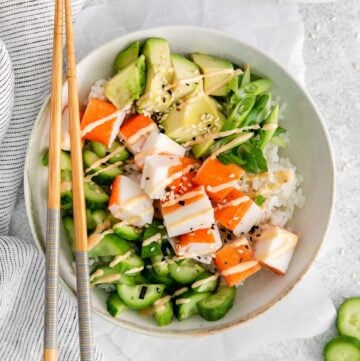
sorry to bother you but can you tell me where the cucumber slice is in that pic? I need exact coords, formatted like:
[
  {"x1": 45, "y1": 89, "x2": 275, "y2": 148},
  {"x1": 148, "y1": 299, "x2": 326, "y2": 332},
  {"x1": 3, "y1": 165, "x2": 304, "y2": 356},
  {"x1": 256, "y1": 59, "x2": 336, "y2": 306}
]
[
  {"x1": 117, "y1": 284, "x2": 165, "y2": 310},
  {"x1": 168, "y1": 259, "x2": 205, "y2": 285},
  {"x1": 324, "y1": 336, "x2": 360, "y2": 361},
  {"x1": 93, "y1": 166, "x2": 122, "y2": 185},
  {"x1": 90, "y1": 141, "x2": 107, "y2": 158},
  {"x1": 84, "y1": 182, "x2": 109, "y2": 210},
  {"x1": 63, "y1": 216, "x2": 75, "y2": 250},
  {"x1": 91, "y1": 210, "x2": 109, "y2": 225},
  {"x1": 192, "y1": 272, "x2": 219, "y2": 293},
  {"x1": 88, "y1": 233, "x2": 130, "y2": 258},
  {"x1": 197, "y1": 286, "x2": 236, "y2": 321},
  {"x1": 111, "y1": 253, "x2": 144, "y2": 275},
  {"x1": 83, "y1": 150, "x2": 99, "y2": 169},
  {"x1": 108, "y1": 146, "x2": 130, "y2": 164},
  {"x1": 141, "y1": 221, "x2": 166, "y2": 258},
  {"x1": 175, "y1": 291, "x2": 211, "y2": 321},
  {"x1": 106, "y1": 292, "x2": 128, "y2": 318},
  {"x1": 141, "y1": 240, "x2": 162, "y2": 259},
  {"x1": 91, "y1": 266, "x2": 136, "y2": 287},
  {"x1": 114, "y1": 41, "x2": 140, "y2": 73},
  {"x1": 154, "y1": 298, "x2": 173, "y2": 326},
  {"x1": 150, "y1": 253, "x2": 169, "y2": 277},
  {"x1": 143, "y1": 267, "x2": 175, "y2": 288},
  {"x1": 113, "y1": 223, "x2": 143, "y2": 241},
  {"x1": 42, "y1": 149, "x2": 72, "y2": 170},
  {"x1": 337, "y1": 298, "x2": 360, "y2": 340},
  {"x1": 86, "y1": 209, "x2": 97, "y2": 231}
]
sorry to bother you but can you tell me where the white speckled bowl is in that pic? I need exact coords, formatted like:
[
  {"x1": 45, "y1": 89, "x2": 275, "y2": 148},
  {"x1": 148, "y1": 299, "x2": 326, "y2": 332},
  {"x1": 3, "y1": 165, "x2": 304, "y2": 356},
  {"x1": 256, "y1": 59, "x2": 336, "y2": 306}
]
[{"x1": 24, "y1": 26, "x2": 335, "y2": 337}]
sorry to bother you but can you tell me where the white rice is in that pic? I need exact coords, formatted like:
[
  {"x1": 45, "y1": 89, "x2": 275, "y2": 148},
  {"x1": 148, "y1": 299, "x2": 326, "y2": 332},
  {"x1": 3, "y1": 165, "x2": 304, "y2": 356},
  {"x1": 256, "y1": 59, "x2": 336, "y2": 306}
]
[
  {"x1": 87, "y1": 78, "x2": 107, "y2": 104},
  {"x1": 238, "y1": 142, "x2": 305, "y2": 227}
]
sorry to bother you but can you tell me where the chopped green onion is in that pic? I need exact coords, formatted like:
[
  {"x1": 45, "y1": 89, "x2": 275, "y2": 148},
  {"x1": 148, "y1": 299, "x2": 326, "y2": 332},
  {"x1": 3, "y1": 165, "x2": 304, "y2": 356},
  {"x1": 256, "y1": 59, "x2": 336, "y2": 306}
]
[{"x1": 255, "y1": 195, "x2": 266, "y2": 206}]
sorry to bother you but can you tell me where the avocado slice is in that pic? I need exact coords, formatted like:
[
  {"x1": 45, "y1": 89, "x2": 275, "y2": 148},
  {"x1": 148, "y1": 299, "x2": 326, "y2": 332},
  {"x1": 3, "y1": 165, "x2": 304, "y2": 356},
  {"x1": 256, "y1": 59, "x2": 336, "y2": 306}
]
[
  {"x1": 137, "y1": 38, "x2": 175, "y2": 112},
  {"x1": 113, "y1": 41, "x2": 140, "y2": 73},
  {"x1": 190, "y1": 53, "x2": 234, "y2": 97},
  {"x1": 171, "y1": 54, "x2": 203, "y2": 101},
  {"x1": 161, "y1": 94, "x2": 224, "y2": 155},
  {"x1": 105, "y1": 55, "x2": 145, "y2": 109}
]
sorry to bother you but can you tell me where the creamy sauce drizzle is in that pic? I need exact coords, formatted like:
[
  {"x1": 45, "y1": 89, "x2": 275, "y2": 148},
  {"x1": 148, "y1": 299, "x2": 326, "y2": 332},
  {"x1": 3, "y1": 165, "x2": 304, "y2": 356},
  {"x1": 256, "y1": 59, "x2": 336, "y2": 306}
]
[
  {"x1": 84, "y1": 161, "x2": 123, "y2": 182},
  {"x1": 216, "y1": 196, "x2": 250, "y2": 210},
  {"x1": 87, "y1": 221, "x2": 112, "y2": 251},
  {"x1": 135, "y1": 147, "x2": 181, "y2": 164},
  {"x1": 210, "y1": 133, "x2": 253, "y2": 159},
  {"x1": 90, "y1": 268, "x2": 104, "y2": 282},
  {"x1": 231, "y1": 238, "x2": 250, "y2": 248},
  {"x1": 205, "y1": 69, "x2": 242, "y2": 95},
  {"x1": 120, "y1": 194, "x2": 149, "y2": 209},
  {"x1": 91, "y1": 273, "x2": 120, "y2": 286},
  {"x1": 85, "y1": 147, "x2": 126, "y2": 172},
  {"x1": 262, "y1": 123, "x2": 278, "y2": 131},
  {"x1": 126, "y1": 123, "x2": 156, "y2": 145},
  {"x1": 182, "y1": 125, "x2": 260, "y2": 147},
  {"x1": 161, "y1": 188, "x2": 204, "y2": 208},
  {"x1": 142, "y1": 233, "x2": 162, "y2": 247},
  {"x1": 221, "y1": 260, "x2": 258, "y2": 276},
  {"x1": 206, "y1": 180, "x2": 238, "y2": 193},
  {"x1": 109, "y1": 250, "x2": 133, "y2": 267},
  {"x1": 167, "y1": 208, "x2": 213, "y2": 230},
  {"x1": 257, "y1": 236, "x2": 297, "y2": 261},
  {"x1": 124, "y1": 266, "x2": 144, "y2": 275},
  {"x1": 153, "y1": 295, "x2": 172, "y2": 312},
  {"x1": 148, "y1": 171, "x2": 183, "y2": 196},
  {"x1": 191, "y1": 274, "x2": 219, "y2": 289},
  {"x1": 172, "y1": 287, "x2": 188, "y2": 297},
  {"x1": 175, "y1": 298, "x2": 190, "y2": 305}
]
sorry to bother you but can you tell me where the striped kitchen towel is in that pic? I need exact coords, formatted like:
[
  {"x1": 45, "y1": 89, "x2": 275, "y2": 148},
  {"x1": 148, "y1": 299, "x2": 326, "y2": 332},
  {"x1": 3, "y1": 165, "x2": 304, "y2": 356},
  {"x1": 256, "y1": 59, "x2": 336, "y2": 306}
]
[{"x1": 0, "y1": 1, "x2": 104, "y2": 360}]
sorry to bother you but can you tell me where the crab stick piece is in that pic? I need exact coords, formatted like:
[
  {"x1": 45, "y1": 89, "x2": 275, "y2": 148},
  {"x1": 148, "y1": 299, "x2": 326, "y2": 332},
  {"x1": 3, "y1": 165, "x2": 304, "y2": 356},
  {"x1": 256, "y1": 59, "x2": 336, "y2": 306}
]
[
  {"x1": 80, "y1": 98, "x2": 127, "y2": 148},
  {"x1": 134, "y1": 131, "x2": 186, "y2": 168},
  {"x1": 214, "y1": 238, "x2": 261, "y2": 286},
  {"x1": 140, "y1": 155, "x2": 183, "y2": 199},
  {"x1": 175, "y1": 226, "x2": 222, "y2": 258},
  {"x1": 119, "y1": 114, "x2": 159, "y2": 154},
  {"x1": 108, "y1": 175, "x2": 154, "y2": 227},
  {"x1": 215, "y1": 188, "x2": 263, "y2": 236},
  {"x1": 161, "y1": 186, "x2": 215, "y2": 237},
  {"x1": 193, "y1": 158, "x2": 244, "y2": 202},
  {"x1": 253, "y1": 225, "x2": 298, "y2": 275},
  {"x1": 168, "y1": 157, "x2": 200, "y2": 195}
]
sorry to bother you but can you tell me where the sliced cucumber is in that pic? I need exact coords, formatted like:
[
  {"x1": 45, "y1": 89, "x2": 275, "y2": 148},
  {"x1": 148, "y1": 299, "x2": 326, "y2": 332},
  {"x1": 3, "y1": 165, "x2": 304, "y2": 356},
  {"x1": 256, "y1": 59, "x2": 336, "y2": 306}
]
[
  {"x1": 150, "y1": 253, "x2": 169, "y2": 277},
  {"x1": 84, "y1": 182, "x2": 109, "y2": 210},
  {"x1": 111, "y1": 253, "x2": 144, "y2": 275},
  {"x1": 83, "y1": 150, "x2": 99, "y2": 169},
  {"x1": 154, "y1": 298, "x2": 173, "y2": 326},
  {"x1": 117, "y1": 284, "x2": 165, "y2": 310},
  {"x1": 86, "y1": 209, "x2": 97, "y2": 231},
  {"x1": 93, "y1": 166, "x2": 122, "y2": 185},
  {"x1": 141, "y1": 240, "x2": 162, "y2": 259},
  {"x1": 113, "y1": 223, "x2": 143, "y2": 241},
  {"x1": 324, "y1": 336, "x2": 360, "y2": 361},
  {"x1": 143, "y1": 267, "x2": 175, "y2": 288},
  {"x1": 91, "y1": 266, "x2": 136, "y2": 287},
  {"x1": 175, "y1": 290, "x2": 211, "y2": 321},
  {"x1": 42, "y1": 149, "x2": 72, "y2": 170},
  {"x1": 197, "y1": 286, "x2": 236, "y2": 321},
  {"x1": 90, "y1": 141, "x2": 107, "y2": 158},
  {"x1": 108, "y1": 146, "x2": 130, "y2": 164},
  {"x1": 88, "y1": 233, "x2": 130, "y2": 258},
  {"x1": 91, "y1": 210, "x2": 109, "y2": 225},
  {"x1": 63, "y1": 216, "x2": 75, "y2": 250},
  {"x1": 114, "y1": 41, "x2": 140, "y2": 73},
  {"x1": 106, "y1": 292, "x2": 128, "y2": 318},
  {"x1": 337, "y1": 298, "x2": 360, "y2": 340},
  {"x1": 192, "y1": 272, "x2": 219, "y2": 293},
  {"x1": 168, "y1": 259, "x2": 205, "y2": 285}
]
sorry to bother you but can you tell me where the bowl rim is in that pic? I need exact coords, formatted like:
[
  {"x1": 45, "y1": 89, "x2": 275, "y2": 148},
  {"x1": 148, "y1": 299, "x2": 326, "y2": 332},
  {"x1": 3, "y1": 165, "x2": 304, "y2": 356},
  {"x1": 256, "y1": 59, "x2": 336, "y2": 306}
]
[{"x1": 24, "y1": 25, "x2": 336, "y2": 338}]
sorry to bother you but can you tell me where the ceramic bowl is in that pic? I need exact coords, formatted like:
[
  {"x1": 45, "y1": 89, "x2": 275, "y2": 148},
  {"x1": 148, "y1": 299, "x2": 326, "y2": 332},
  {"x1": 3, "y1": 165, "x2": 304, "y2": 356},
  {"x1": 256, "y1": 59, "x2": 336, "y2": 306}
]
[{"x1": 24, "y1": 26, "x2": 335, "y2": 337}]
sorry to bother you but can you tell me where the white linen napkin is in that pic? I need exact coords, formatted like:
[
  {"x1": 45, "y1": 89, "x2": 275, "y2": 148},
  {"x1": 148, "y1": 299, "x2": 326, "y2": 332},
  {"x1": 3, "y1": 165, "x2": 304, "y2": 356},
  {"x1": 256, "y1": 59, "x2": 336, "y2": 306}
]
[{"x1": 72, "y1": 0, "x2": 339, "y2": 359}]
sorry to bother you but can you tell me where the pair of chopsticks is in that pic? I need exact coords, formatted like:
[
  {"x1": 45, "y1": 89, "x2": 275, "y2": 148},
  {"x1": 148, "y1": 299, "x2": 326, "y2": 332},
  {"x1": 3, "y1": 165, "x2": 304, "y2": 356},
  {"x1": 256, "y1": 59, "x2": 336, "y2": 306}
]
[{"x1": 44, "y1": 0, "x2": 93, "y2": 360}]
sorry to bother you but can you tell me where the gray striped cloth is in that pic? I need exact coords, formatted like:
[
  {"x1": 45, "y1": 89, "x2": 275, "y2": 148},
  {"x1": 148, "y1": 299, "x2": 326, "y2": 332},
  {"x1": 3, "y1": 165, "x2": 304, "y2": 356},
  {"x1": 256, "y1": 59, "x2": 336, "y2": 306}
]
[{"x1": 0, "y1": 1, "x2": 104, "y2": 360}]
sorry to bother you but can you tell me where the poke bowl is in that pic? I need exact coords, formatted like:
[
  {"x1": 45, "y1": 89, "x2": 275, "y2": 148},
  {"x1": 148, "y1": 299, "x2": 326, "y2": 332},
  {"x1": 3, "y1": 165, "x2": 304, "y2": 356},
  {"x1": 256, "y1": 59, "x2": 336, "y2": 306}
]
[{"x1": 24, "y1": 26, "x2": 335, "y2": 337}]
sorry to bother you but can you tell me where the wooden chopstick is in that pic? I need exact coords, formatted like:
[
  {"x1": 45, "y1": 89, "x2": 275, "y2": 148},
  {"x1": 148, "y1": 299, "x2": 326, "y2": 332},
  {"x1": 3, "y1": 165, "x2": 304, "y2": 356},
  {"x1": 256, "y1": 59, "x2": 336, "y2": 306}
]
[
  {"x1": 64, "y1": 0, "x2": 94, "y2": 360},
  {"x1": 44, "y1": 0, "x2": 63, "y2": 360}
]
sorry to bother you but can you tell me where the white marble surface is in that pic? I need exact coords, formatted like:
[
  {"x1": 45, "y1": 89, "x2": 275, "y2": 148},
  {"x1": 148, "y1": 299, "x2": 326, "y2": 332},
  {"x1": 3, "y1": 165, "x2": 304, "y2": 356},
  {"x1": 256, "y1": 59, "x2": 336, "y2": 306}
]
[{"x1": 239, "y1": 1, "x2": 360, "y2": 359}]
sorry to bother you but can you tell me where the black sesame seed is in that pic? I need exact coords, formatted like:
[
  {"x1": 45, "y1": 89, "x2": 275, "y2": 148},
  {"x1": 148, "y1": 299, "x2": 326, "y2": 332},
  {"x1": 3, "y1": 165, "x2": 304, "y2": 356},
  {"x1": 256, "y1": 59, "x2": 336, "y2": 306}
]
[
  {"x1": 192, "y1": 137, "x2": 196, "y2": 141},
  {"x1": 162, "y1": 97, "x2": 166, "y2": 103},
  {"x1": 156, "y1": 287, "x2": 161, "y2": 293},
  {"x1": 178, "y1": 200, "x2": 185, "y2": 206},
  {"x1": 139, "y1": 286, "x2": 148, "y2": 299},
  {"x1": 226, "y1": 234, "x2": 232, "y2": 240},
  {"x1": 160, "y1": 129, "x2": 165, "y2": 133},
  {"x1": 167, "y1": 90, "x2": 172, "y2": 95},
  {"x1": 145, "y1": 177, "x2": 150, "y2": 180},
  {"x1": 165, "y1": 186, "x2": 171, "y2": 192}
]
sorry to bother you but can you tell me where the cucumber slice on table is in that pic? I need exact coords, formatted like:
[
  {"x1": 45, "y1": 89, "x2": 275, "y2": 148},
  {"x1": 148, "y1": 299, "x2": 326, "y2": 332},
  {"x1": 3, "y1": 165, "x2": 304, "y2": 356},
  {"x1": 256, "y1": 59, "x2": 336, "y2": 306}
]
[
  {"x1": 192, "y1": 272, "x2": 219, "y2": 293},
  {"x1": 175, "y1": 290, "x2": 211, "y2": 321},
  {"x1": 84, "y1": 182, "x2": 109, "y2": 210},
  {"x1": 168, "y1": 259, "x2": 205, "y2": 285},
  {"x1": 117, "y1": 284, "x2": 165, "y2": 310},
  {"x1": 88, "y1": 233, "x2": 130, "y2": 258},
  {"x1": 324, "y1": 336, "x2": 360, "y2": 361},
  {"x1": 106, "y1": 292, "x2": 128, "y2": 318},
  {"x1": 337, "y1": 298, "x2": 360, "y2": 340},
  {"x1": 113, "y1": 223, "x2": 143, "y2": 241},
  {"x1": 153, "y1": 297, "x2": 174, "y2": 326},
  {"x1": 197, "y1": 286, "x2": 236, "y2": 321}
]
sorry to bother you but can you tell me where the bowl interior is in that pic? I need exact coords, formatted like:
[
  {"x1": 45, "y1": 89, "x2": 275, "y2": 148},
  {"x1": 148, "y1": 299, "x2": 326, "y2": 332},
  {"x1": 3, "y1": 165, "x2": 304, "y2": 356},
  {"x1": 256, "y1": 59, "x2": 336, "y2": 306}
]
[{"x1": 25, "y1": 26, "x2": 334, "y2": 337}]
